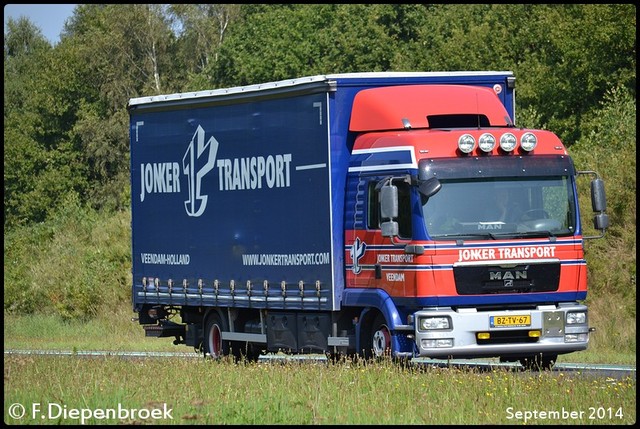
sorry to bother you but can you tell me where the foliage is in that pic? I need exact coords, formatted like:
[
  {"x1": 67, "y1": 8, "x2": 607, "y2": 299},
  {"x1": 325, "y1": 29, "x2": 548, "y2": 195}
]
[
  {"x1": 4, "y1": 4, "x2": 636, "y2": 230},
  {"x1": 2, "y1": 2, "x2": 636, "y2": 346},
  {"x1": 168, "y1": 4, "x2": 242, "y2": 90},
  {"x1": 405, "y1": 4, "x2": 637, "y2": 144},
  {"x1": 4, "y1": 194, "x2": 131, "y2": 321},
  {"x1": 570, "y1": 84, "x2": 636, "y2": 353},
  {"x1": 4, "y1": 17, "x2": 87, "y2": 227}
]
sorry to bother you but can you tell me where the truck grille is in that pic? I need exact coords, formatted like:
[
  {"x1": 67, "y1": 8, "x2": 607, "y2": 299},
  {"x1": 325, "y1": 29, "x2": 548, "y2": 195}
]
[{"x1": 454, "y1": 263, "x2": 560, "y2": 295}]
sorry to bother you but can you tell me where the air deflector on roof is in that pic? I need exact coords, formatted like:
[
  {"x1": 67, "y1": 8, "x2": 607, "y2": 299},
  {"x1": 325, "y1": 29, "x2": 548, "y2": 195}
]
[{"x1": 349, "y1": 85, "x2": 512, "y2": 132}]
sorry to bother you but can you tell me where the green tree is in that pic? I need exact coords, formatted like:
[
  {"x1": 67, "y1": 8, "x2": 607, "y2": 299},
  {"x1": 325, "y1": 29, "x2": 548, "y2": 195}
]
[
  {"x1": 408, "y1": 4, "x2": 636, "y2": 144},
  {"x1": 168, "y1": 4, "x2": 241, "y2": 90},
  {"x1": 61, "y1": 4, "x2": 179, "y2": 211},
  {"x1": 4, "y1": 17, "x2": 87, "y2": 227},
  {"x1": 212, "y1": 4, "x2": 412, "y2": 87},
  {"x1": 513, "y1": 4, "x2": 636, "y2": 144}
]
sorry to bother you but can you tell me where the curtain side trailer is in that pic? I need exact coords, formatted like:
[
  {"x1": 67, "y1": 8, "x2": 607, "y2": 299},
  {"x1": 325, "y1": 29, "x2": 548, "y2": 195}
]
[{"x1": 128, "y1": 72, "x2": 608, "y2": 368}]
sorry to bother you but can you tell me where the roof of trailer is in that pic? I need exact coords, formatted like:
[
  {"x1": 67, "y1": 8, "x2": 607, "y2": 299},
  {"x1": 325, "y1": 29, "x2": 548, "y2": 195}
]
[{"x1": 127, "y1": 71, "x2": 514, "y2": 108}]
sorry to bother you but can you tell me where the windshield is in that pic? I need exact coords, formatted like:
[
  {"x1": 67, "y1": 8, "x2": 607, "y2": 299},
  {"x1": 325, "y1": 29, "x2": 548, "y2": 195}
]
[{"x1": 423, "y1": 177, "x2": 576, "y2": 239}]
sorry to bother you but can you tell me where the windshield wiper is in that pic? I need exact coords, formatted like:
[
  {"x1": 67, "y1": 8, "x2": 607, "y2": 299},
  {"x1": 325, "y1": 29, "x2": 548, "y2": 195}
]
[
  {"x1": 433, "y1": 232, "x2": 498, "y2": 240},
  {"x1": 488, "y1": 230, "x2": 557, "y2": 241}
]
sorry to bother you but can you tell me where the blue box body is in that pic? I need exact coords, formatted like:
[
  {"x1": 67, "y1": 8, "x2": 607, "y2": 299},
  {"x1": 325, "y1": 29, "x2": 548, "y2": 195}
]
[{"x1": 128, "y1": 72, "x2": 515, "y2": 311}]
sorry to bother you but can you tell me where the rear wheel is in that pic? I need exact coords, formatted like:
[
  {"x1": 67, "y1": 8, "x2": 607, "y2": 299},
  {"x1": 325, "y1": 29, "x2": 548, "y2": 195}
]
[
  {"x1": 233, "y1": 341, "x2": 262, "y2": 363},
  {"x1": 519, "y1": 353, "x2": 557, "y2": 371},
  {"x1": 204, "y1": 312, "x2": 230, "y2": 359}
]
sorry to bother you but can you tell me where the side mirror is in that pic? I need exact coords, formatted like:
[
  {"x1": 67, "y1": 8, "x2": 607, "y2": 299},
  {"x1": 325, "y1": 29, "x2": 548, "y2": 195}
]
[
  {"x1": 418, "y1": 177, "x2": 442, "y2": 198},
  {"x1": 380, "y1": 184, "x2": 399, "y2": 239},
  {"x1": 593, "y1": 212, "x2": 610, "y2": 231},
  {"x1": 579, "y1": 172, "x2": 609, "y2": 240},
  {"x1": 590, "y1": 178, "x2": 607, "y2": 212},
  {"x1": 380, "y1": 185, "x2": 398, "y2": 220},
  {"x1": 590, "y1": 178, "x2": 609, "y2": 232},
  {"x1": 381, "y1": 221, "x2": 399, "y2": 238}
]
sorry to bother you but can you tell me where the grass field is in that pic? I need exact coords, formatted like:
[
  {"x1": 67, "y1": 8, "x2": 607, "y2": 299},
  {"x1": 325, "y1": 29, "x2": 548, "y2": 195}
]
[
  {"x1": 4, "y1": 306, "x2": 637, "y2": 425},
  {"x1": 4, "y1": 353, "x2": 636, "y2": 425}
]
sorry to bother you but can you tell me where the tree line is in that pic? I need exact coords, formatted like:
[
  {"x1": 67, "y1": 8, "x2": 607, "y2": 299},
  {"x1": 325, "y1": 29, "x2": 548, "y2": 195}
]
[
  {"x1": 3, "y1": 4, "x2": 635, "y2": 326},
  {"x1": 4, "y1": 4, "x2": 635, "y2": 229}
]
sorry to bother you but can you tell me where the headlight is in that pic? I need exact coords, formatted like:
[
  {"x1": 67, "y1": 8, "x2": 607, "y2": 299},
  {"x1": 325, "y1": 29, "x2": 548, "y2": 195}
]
[
  {"x1": 520, "y1": 132, "x2": 537, "y2": 151},
  {"x1": 500, "y1": 133, "x2": 517, "y2": 152},
  {"x1": 419, "y1": 316, "x2": 451, "y2": 330},
  {"x1": 566, "y1": 312, "x2": 587, "y2": 324},
  {"x1": 458, "y1": 134, "x2": 476, "y2": 154},
  {"x1": 478, "y1": 133, "x2": 496, "y2": 152}
]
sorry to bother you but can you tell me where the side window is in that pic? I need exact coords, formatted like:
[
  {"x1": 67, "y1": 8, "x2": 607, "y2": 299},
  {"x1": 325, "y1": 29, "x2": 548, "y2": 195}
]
[
  {"x1": 367, "y1": 180, "x2": 412, "y2": 238},
  {"x1": 397, "y1": 182, "x2": 412, "y2": 238},
  {"x1": 367, "y1": 182, "x2": 379, "y2": 229}
]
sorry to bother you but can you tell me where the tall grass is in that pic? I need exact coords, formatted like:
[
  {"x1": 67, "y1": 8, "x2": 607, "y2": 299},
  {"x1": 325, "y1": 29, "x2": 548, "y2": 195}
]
[
  {"x1": 4, "y1": 193, "x2": 131, "y2": 321},
  {"x1": 3, "y1": 307, "x2": 177, "y2": 353},
  {"x1": 4, "y1": 354, "x2": 635, "y2": 425}
]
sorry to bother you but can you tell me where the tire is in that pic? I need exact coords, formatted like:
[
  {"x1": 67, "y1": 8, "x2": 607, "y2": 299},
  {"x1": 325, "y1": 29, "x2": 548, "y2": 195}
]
[
  {"x1": 364, "y1": 314, "x2": 392, "y2": 360},
  {"x1": 233, "y1": 341, "x2": 262, "y2": 363},
  {"x1": 519, "y1": 353, "x2": 557, "y2": 371},
  {"x1": 203, "y1": 312, "x2": 230, "y2": 359},
  {"x1": 326, "y1": 350, "x2": 345, "y2": 364}
]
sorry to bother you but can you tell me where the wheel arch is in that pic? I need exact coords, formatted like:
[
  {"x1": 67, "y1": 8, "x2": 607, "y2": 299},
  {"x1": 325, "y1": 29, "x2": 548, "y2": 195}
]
[
  {"x1": 344, "y1": 288, "x2": 406, "y2": 330},
  {"x1": 202, "y1": 307, "x2": 228, "y2": 329},
  {"x1": 346, "y1": 289, "x2": 411, "y2": 358}
]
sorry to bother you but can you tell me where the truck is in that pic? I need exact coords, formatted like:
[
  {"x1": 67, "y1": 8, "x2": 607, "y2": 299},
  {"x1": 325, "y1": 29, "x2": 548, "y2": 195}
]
[{"x1": 127, "y1": 71, "x2": 609, "y2": 370}]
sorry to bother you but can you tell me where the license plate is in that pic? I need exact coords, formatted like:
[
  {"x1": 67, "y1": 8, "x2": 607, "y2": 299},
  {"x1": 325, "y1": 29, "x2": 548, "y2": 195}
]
[{"x1": 490, "y1": 315, "x2": 531, "y2": 328}]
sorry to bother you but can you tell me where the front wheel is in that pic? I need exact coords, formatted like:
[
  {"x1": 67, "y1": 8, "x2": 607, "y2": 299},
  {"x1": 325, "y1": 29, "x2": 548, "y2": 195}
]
[
  {"x1": 519, "y1": 353, "x2": 557, "y2": 371},
  {"x1": 364, "y1": 314, "x2": 392, "y2": 360}
]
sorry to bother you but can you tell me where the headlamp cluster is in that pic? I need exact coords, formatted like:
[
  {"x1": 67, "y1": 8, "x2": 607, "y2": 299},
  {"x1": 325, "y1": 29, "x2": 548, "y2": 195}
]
[{"x1": 458, "y1": 132, "x2": 537, "y2": 154}]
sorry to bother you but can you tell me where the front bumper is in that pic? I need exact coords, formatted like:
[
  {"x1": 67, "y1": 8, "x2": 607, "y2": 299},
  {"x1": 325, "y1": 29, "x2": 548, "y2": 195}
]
[{"x1": 413, "y1": 303, "x2": 590, "y2": 359}]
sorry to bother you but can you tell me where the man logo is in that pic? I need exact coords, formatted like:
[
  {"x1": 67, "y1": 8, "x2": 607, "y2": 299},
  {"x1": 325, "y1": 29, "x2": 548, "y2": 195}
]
[{"x1": 489, "y1": 270, "x2": 528, "y2": 280}]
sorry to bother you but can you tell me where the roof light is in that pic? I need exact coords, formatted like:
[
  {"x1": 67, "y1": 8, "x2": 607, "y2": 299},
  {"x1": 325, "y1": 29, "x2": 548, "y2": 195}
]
[
  {"x1": 500, "y1": 133, "x2": 517, "y2": 152},
  {"x1": 520, "y1": 132, "x2": 537, "y2": 151},
  {"x1": 478, "y1": 133, "x2": 496, "y2": 152},
  {"x1": 458, "y1": 134, "x2": 476, "y2": 154}
]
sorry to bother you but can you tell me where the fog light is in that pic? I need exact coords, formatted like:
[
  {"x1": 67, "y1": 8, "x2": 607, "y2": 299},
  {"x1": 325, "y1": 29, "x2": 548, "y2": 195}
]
[
  {"x1": 565, "y1": 333, "x2": 588, "y2": 343},
  {"x1": 528, "y1": 330, "x2": 541, "y2": 338},
  {"x1": 478, "y1": 133, "x2": 496, "y2": 152},
  {"x1": 477, "y1": 332, "x2": 490, "y2": 340},
  {"x1": 422, "y1": 339, "x2": 454, "y2": 348}
]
